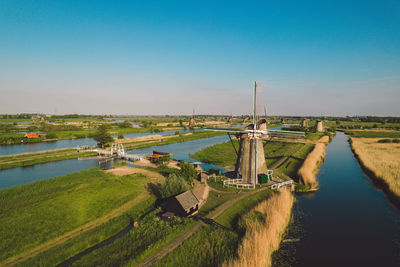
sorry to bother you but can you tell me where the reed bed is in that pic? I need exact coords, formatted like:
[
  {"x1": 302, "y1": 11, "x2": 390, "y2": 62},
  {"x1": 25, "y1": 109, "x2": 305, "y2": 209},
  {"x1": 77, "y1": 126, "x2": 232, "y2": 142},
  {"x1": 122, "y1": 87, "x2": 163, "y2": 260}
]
[
  {"x1": 223, "y1": 190, "x2": 294, "y2": 267},
  {"x1": 297, "y1": 142, "x2": 327, "y2": 188},
  {"x1": 351, "y1": 138, "x2": 400, "y2": 197}
]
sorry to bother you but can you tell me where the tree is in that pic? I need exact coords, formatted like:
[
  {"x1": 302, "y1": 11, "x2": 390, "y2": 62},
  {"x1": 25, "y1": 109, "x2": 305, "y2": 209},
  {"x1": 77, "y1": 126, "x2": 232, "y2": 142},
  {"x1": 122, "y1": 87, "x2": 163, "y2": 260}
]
[
  {"x1": 160, "y1": 174, "x2": 191, "y2": 198},
  {"x1": 179, "y1": 162, "x2": 198, "y2": 183},
  {"x1": 93, "y1": 125, "x2": 114, "y2": 147}
]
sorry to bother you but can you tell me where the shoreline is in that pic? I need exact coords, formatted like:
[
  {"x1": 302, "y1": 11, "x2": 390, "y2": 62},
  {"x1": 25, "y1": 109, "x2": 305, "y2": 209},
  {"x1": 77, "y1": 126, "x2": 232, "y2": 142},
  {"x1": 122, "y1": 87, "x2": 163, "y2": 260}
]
[
  {"x1": 348, "y1": 137, "x2": 400, "y2": 209},
  {"x1": 297, "y1": 136, "x2": 329, "y2": 190}
]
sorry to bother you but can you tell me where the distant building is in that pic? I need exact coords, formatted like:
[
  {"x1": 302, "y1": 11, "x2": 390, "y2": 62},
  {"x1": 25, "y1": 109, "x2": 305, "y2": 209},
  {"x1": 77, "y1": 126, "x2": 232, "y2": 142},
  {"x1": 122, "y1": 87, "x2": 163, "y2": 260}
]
[
  {"x1": 315, "y1": 120, "x2": 324, "y2": 132},
  {"x1": 164, "y1": 191, "x2": 199, "y2": 217},
  {"x1": 24, "y1": 133, "x2": 38, "y2": 138},
  {"x1": 148, "y1": 151, "x2": 172, "y2": 163}
]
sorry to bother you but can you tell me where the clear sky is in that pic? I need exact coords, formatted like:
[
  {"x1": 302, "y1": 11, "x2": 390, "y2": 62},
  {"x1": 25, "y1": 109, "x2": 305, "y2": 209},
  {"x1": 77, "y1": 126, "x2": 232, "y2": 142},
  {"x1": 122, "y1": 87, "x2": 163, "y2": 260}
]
[{"x1": 1, "y1": 0, "x2": 399, "y2": 116}]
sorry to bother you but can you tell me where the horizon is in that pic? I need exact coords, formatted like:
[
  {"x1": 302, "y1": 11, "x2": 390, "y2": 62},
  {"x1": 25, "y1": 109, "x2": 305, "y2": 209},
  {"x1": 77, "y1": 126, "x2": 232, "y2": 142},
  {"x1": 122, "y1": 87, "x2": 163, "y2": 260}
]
[{"x1": 1, "y1": 1, "x2": 399, "y2": 116}]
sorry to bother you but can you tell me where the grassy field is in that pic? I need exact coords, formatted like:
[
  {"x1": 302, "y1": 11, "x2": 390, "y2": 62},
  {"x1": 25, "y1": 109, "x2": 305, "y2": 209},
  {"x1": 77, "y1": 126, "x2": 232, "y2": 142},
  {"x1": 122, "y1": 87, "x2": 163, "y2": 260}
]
[
  {"x1": 351, "y1": 138, "x2": 400, "y2": 198},
  {"x1": 156, "y1": 190, "x2": 293, "y2": 267},
  {"x1": 0, "y1": 168, "x2": 149, "y2": 262},
  {"x1": 0, "y1": 149, "x2": 97, "y2": 170},
  {"x1": 72, "y1": 210, "x2": 196, "y2": 267},
  {"x1": 155, "y1": 225, "x2": 239, "y2": 267},
  {"x1": 17, "y1": 196, "x2": 156, "y2": 266},
  {"x1": 345, "y1": 130, "x2": 400, "y2": 138},
  {"x1": 191, "y1": 139, "x2": 315, "y2": 181},
  {"x1": 190, "y1": 140, "x2": 238, "y2": 168},
  {"x1": 215, "y1": 189, "x2": 273, "y2": 228}
]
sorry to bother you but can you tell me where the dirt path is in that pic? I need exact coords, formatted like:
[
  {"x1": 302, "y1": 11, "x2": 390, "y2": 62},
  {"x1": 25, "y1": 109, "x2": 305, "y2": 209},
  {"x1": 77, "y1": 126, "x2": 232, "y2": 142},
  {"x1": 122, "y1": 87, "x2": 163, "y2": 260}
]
[
  {"x1": 105, "y1": 166, "x2": 164, "y2": 181},
  {"x1": 1, "y1": 168, "x2": 163, "y2": 267},
  {"x1": 139, "y1": 187, "x2": 269, "y2": 267}
]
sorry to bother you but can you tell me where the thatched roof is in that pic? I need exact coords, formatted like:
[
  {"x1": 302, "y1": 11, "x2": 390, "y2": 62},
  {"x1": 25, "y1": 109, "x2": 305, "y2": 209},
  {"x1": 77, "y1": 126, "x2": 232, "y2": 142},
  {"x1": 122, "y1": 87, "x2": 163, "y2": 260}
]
[{"x1": 175, "y1": 191, "x2": 199, "y2": 211}]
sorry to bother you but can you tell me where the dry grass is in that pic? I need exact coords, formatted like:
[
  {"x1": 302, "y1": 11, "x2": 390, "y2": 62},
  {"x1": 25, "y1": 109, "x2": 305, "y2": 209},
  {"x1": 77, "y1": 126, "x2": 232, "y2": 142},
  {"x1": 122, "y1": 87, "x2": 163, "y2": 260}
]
[
  {"x1": 297, "y1": 142, "x2": 327, "y2": 188},
  {"x1": 351, "y1": 138, "x2": 400, "y2": 197},
  {"x1": 223, "y1": 190, "x2": 294, "y2": 267}
]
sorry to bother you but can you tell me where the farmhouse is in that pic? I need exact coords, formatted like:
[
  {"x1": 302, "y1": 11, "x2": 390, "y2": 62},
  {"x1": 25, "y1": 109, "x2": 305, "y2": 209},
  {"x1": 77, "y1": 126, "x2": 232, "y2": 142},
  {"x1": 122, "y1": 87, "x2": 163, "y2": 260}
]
[
  {"x1": 163, "y1": 190, "x2": 199, "y2": 217},
  {"x1": 24, "y1": 133, "x2": 38, "y2": 138}
]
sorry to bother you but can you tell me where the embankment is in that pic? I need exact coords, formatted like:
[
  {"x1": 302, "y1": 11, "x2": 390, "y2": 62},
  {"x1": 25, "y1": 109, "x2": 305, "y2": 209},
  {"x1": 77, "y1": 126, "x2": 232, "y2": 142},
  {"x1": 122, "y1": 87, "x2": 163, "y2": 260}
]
[
  {"x1": 350, "y1": 137, "x2": 400, "y2": 206},
  {"x1": 223, "y1": 190, "x2": 294, "y2": 267},
  {"x1": 297, "y1": 136, "x2": 329, "y2": 189}
]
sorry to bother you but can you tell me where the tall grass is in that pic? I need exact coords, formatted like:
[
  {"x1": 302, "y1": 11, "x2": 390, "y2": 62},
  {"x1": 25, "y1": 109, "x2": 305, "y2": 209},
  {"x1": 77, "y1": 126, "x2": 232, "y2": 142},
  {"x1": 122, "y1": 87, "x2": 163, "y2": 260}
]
[
  {"x1": 0, "y1": 168, "x2": 148, "y2": 262},
  {"x1": 223, "y1": 190, "x2": 294, "y2": 267},
  {"x1": 297, "y1": 142, "x2": 327, "y2": 188},
  {"x1": 351, "y1": 138, "x2": 400, "y2": 197}
]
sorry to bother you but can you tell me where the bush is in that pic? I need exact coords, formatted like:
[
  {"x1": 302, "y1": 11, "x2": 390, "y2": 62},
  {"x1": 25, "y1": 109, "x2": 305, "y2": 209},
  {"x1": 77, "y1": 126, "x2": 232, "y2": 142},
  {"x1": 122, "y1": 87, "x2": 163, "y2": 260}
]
[
  {"x1": 377, "y1": 139, "x2": 392, "y2": 143},
  {"x1": 46, "y1": 132, "x2": 57, "y2": 139},
  {"x1": 118, "y1": 134, "x2": 124, "y2": 139},
  {"x1": 179, "y1": 162, "x2": 197, "y2": 183},
  {"x1": 160, "y1": 174, "x2": 191, "y2": 198}
]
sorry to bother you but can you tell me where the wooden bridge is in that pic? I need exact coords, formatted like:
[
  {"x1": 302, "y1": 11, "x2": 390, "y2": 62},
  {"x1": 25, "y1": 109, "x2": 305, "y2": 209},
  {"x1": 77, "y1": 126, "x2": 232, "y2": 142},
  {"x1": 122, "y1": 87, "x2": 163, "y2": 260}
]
[{"x1": 86, "y1": 144, "x2": 146, "y2": 161}]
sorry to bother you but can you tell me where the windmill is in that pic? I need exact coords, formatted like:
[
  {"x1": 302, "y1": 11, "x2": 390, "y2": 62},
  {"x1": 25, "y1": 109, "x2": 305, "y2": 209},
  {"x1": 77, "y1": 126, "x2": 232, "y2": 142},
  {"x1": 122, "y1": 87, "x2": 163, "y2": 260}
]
[
  {"x1": 206, "y1": 81, "x2": 305, "y2": 187},
  {"x1": 189, "y1": 109, "x2": 196, "y2": 127}
]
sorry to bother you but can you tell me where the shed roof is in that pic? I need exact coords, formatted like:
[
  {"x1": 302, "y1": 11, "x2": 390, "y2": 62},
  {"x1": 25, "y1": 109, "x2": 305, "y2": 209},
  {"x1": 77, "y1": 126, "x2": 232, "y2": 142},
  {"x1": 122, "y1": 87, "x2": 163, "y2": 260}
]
[
  {"x1": 25, "y1": 133, "x2": 38, "y2": 138},
  {"x1": 175, "y1": 191, "x2": 199, "y2": 211}
]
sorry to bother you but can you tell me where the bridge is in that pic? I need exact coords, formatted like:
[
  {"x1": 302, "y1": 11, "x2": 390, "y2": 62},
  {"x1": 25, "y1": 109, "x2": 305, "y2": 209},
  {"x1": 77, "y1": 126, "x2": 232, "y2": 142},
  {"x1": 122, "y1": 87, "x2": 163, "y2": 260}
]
[{"x1": 82, "y1": 144, "x2": 146, "y2": 161}]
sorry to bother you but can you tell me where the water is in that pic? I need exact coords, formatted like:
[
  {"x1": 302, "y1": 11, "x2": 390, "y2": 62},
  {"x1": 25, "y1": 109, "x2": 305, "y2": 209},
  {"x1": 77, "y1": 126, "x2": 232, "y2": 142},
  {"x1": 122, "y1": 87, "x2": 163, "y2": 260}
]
[
  {"x1": 0, "y1": 129, "x2": 194, "y2": 156},
  {"x1": 0, "y1": 134, "x2": 229, "y2": 189},
  {"x1": 281, "y1": 132, "x2": 400, "y2": 266}
]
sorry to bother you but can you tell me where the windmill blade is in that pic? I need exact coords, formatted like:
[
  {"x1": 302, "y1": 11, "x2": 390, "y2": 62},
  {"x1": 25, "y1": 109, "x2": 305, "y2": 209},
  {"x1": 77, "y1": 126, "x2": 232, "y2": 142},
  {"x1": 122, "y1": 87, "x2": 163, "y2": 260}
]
[
  {"x1": 266, "y1": 129, "x2": 306, "y2": 140},
  {"x1": 204, "y1": 127, "x2": 245, "y2": 133}
]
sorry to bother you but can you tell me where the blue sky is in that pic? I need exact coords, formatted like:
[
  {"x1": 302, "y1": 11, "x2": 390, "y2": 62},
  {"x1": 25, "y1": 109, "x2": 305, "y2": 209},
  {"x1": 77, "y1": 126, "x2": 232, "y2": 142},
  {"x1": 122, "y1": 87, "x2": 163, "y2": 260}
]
[{"x1": 1, "y1": 0, "x2": 399, "y2": 115}]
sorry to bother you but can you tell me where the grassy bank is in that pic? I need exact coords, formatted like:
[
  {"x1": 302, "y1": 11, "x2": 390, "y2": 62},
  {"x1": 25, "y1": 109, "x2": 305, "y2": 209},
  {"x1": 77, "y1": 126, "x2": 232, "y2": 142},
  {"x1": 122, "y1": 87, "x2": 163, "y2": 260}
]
[
  {"x1": 156, "y1": 189, "x2": 293, "y2": 267},
  {"x1": 224, "y1": 190, "x2": 294, "y2": 267},
  {"x1": 0, "y1": 149, "x2": 97, "y2": 170},
  {"x1": 345, "y1": 130, "x2": 400, "y2": 138},
  {"x1": 297, "y1": 142, "x2": 327, "y2": 189},
  {"x1": 0, "y1": 168, "x2": 149, "y2": 263},
  {"x1": 123, "y1": 130, "x2": 225, "y2": 150},
  {"x1": 350, "y1": 137, "x2": 400, "y2": 199}
]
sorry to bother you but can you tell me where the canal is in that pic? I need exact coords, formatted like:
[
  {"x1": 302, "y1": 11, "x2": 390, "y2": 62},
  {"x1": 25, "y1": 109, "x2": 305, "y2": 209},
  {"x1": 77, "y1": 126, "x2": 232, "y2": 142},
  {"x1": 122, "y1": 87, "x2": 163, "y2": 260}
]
[
  {"x1": 275, "y1": 132, "x2": 400, "y2": 266},
  {"x1": 0, "y1": 134, "x2": 229, "y2": 188},
  {"x1": 0, "y1": 129, "x2": 193, "y2": 156}
]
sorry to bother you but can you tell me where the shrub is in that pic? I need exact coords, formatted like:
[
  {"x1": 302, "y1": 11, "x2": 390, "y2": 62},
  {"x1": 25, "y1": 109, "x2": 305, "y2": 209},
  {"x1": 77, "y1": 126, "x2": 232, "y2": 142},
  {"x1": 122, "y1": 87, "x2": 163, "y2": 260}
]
[
  {"x1": 46, "y1": 132, "x2": 57, "y2": 139},
  {"x1": 179, "y1": 162, "x2": 197, "y2": 183}
]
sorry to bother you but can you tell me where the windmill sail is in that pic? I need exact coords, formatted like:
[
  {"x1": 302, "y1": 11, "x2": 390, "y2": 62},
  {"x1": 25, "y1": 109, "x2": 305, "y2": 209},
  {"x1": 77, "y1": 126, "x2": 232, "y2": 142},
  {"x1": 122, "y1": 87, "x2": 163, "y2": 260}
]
[{"x1": 204, "y1": 81, "x2": 305, "y2": 186}]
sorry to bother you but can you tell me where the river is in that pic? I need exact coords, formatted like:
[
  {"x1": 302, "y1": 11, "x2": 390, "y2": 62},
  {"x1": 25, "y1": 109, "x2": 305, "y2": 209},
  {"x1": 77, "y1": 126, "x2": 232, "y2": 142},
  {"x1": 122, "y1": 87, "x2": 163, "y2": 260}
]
[
  {"x1": 0, "y1": 134, "x2": 229, "y2": 189},
  {"x1": 275, "y1": 132, "x2": 400, "y2": 266},
  {"x1": 0, "y1": 129, "x2": 192, "y2": 156}
]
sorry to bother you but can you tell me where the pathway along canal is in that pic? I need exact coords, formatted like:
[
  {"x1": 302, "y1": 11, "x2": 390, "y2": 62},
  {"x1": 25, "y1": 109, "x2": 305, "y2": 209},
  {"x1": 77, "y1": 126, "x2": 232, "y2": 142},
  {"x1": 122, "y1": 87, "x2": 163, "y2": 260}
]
[{"x1": 275, "y1": 132, "x2": 400, "y2": 266}]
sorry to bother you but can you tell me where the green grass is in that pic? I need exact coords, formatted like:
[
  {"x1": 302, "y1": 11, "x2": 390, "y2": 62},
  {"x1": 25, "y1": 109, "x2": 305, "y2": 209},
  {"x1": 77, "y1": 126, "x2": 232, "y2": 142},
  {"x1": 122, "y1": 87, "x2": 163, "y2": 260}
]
[
  {"x1": 154, "y1": 225, "x2": 239, "y2": 267},
  {"x1": 345, "y1": 130, "x2": 400, "y2": 138},
  {"x1": 0, "y1": 150, "x2": 97, "y2": 170},
  {"x1": 190, "y1": 140, "x2": 238, "y2": 168},
  {"x1": 215, "y1": 189, "x2": 273, "y2": 228},
  {"x1": 196, "y1": 191, "x2": 237, "y2": 218},
  {"x1": 207, "y1": 176, "x2": 240, "y2": 192},
  {"x1": 71, "y1": 210, "x2": 195, "y2": 267},
  {"x1": 0, "y1": 168, "x2": 149, "y2": 262},
  {"x1": 191, "y1": 139, "x2": 315, "y2": 180},
  {"x1": 306, "y1": 132, "x2": 325, "y2": 141},
  {"x1": 17, "y1": 196, "x2": 156, "y2": 266}
]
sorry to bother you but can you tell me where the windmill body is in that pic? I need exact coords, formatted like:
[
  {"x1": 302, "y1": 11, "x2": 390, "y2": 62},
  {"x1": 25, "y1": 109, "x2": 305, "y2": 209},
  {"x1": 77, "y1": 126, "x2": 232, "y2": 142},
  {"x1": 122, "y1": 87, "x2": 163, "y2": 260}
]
[
  {"x1": 235, "y1": 120, "x2": 268, "y2": 184},
  {"x1": 205, "y1": 81, "x2": 305, "y2": 188}
]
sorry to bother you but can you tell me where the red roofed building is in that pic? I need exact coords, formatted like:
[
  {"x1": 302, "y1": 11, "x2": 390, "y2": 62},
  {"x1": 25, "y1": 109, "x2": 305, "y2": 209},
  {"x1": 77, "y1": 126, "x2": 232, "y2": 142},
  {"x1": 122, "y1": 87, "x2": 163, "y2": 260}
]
[{"x1": 25, "y1": 133, "x2": 38, "y2": 138}]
